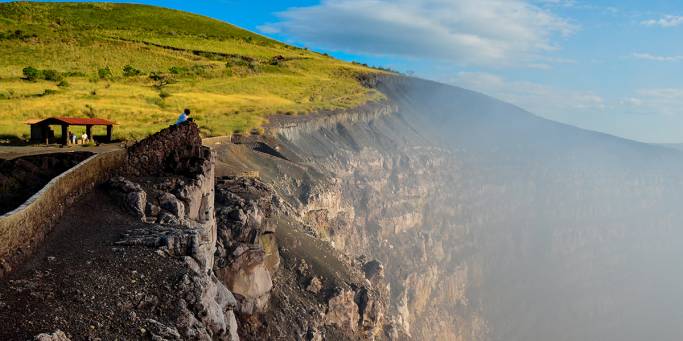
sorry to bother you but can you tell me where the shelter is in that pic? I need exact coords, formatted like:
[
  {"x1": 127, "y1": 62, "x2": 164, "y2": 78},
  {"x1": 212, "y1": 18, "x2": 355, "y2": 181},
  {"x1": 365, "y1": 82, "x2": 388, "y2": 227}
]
[{"x1": 27, "y1": 117, "x2": 116, "y2": 144}]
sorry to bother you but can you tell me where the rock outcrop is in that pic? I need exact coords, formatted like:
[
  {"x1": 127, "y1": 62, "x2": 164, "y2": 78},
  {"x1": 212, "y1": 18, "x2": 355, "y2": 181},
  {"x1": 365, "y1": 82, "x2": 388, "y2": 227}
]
[
  {"x1": 213, "y1": 176, "x2": 282, "y2": 315},
  {"x1": 106, "y1": 122, "x2": 239, "y2": 340}
]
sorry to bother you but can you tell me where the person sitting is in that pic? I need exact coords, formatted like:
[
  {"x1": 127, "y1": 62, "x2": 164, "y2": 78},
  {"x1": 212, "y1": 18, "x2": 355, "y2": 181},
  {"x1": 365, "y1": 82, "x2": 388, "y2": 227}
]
[
  {"x1": 176, "y1": 108, "x2": 191, "y2": 125},
  {"x1": 71, "y1": 132, "x2": 77, "y2": 145},
  {"x1": 81, "y1": 132, "x2": 88, "y2": 144}
]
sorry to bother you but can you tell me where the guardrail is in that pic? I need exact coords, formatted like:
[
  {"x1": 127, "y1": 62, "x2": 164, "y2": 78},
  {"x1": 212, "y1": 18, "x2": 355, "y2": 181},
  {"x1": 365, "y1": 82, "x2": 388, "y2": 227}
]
[{"x1": 0, "y1": 149, "x2": 126, "y2": 277}]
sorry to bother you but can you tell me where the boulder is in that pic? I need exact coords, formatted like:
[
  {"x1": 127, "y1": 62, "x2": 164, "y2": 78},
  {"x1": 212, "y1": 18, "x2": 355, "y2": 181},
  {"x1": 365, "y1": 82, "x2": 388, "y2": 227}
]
[
  {"x1": 158, "y1": 192, "x2": 185, "y2": 220},
  {"x1": 325, "y1": 289, "x2": 359, "y2": 333},
  {"x1": 34, "y1": 330, "x2": 70, "y2": 341},
  {"x1": 306, "y1": 277, "x2": 322, "y2": 294},
  {"x1": 145, "y1": 319, "x2": 181, "y2": 340},
  {"x1": 145, "y1": 202, "x2": 161, "y2": 217},
  {"x1": 362, "y1": 260, "x2": 385, "y2": 286},
  {"x1": 106, "y1": 176, "x2": 147, "y2": 220},
  {"x1": 222, "y1": 247, "x2": 273, "y2": 299},
  {"x1": 156, "y1": 211, "x2": 181, "y2": 226},
  {"x1": 355, "y1": 287, "x2": 385, "y2": 338}
]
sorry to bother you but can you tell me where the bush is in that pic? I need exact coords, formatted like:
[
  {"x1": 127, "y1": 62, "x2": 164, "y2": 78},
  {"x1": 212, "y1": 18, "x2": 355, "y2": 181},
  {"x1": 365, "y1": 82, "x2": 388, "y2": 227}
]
[
  {"x1": 42, "y1": 69, "x2": 63, "y2": 82},
  {"x1": 122, "y1": 64, "x2": 142, "y2": 77},
  {"x1": 0, "y1": 30, "x2": 37, "y2": 41},
  {"x1": 149, "y1": 72, "x2": 174, "y2": 89},
  {"x1": 57, "y1": 80, "x2": 70, "y2": 88},
  {"x1": 22, "y1": 66, "x2": 41, "y2": 81},
  {"x1": 63, "y1": 71, "x2": 86, "y2": 77},
  {"x1": 40, "y1": 89, "x2": 58, "y2": 96},
  {"x1": 168, "y1": 66, "x2": 187, "y2": 75},
  {"x1": 98, "y1": 66, "x2": 113, "y2": 80},
  {"x1": 159, "y1": 89, "x2": 172, "y2": 99}
]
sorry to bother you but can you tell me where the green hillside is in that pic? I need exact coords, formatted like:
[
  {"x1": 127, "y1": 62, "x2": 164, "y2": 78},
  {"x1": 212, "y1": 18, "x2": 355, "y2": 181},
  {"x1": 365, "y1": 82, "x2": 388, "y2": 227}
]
[{"x1": 0, "y1": 2, "x2": 385, "y2": 140}]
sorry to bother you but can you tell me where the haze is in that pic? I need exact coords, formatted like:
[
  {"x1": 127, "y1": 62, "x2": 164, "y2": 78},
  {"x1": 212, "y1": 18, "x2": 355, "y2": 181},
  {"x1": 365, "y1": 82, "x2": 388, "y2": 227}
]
[{"x1": 2, "y1": 1, "x2": 683, "y2": 340}]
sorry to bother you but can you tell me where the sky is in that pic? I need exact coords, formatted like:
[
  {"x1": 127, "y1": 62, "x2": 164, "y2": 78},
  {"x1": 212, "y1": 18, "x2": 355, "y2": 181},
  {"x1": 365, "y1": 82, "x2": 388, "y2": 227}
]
[{"x1": 16, "y1": 0, "x2": 683, "y2": 143}]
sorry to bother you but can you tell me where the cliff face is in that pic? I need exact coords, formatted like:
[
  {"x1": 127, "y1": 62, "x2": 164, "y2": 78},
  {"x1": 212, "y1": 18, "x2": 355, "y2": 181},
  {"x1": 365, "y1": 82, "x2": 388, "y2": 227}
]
[
  {"x1": 275, "y1": 106, "x2": 483, "y2": 340},
  {"x1": 215, "y1": 98, "x2": 484, "y2": 339},
  {"x1": 215, "y1": 76, "x2": 683, "y2": 341}
]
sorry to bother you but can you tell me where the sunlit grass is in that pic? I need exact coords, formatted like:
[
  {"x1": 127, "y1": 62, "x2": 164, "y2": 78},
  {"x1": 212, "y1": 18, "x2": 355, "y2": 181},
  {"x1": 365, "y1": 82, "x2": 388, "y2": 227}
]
[{"x1": 0, "y1": 2, "x2": 387, "y2": 140}]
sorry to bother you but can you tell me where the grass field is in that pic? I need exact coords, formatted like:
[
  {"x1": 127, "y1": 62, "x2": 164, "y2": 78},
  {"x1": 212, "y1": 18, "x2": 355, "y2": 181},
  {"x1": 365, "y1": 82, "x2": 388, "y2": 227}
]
[{"x1": 0, "y1": 2, "x2": 386, "y2": 140}]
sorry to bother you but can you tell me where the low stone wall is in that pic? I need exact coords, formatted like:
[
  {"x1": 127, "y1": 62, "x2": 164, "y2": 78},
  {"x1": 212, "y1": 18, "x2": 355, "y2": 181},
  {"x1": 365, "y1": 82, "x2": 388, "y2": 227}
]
[
  {"x1": 122, "y1": 122, "x2": 202, "y2": 177},
  {"x1": 0, "y1": 149, "x2": 126, "y2": 277},
  {"x1": 202, "y1": 135, "x2": 233, "y2": 146}
]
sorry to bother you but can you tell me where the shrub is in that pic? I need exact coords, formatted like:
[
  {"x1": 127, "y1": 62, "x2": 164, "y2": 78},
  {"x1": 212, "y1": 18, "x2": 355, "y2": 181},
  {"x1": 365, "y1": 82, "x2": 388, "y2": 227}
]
[
  {"x1": 0, "y1": 30, "x2": 37, "y2": 41},
  {"x1": 149, "y1": 72, "x2": 174, "y2": 89},
  {"x1": 63, "y1": 71, "x2": 86, "y2": 77},
  {"x1": 98, "y1": 66, "x2": 113, "y2": 79},
  {"x1": 42, "y1": 69, "x2": 63, "y2": 82},
  {"x1": 57, "y1": 80, "x2": 70, "y2": 88},
  {"x1": 122, "y1": 64, "x2": 142, "y2": 77},
  {"x1": 169, "y1": 66, "x2": 187, "y2": 75},
  {"x1": 22, "y1": 66, "x2": 41, "y2": 81},
  {"x1": 159, "y1": 89, "x2": 172, "y2": 99},
  {"x1": 40, "y1": 89, "x2": 58, "y2": 96}
]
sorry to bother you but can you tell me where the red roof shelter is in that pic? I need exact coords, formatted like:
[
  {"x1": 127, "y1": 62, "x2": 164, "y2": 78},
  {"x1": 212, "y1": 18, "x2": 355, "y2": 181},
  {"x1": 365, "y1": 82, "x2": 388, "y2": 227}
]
[{"x1": 27, "y1": 117, "x2": 116, "y2": 144}]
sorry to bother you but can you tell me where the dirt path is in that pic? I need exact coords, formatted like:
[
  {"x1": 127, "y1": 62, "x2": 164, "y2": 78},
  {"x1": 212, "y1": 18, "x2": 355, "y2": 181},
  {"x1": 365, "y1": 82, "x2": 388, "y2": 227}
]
[
  {"x1": 0, "y1": 189, "x2": 185, "y2": 340},
  {"x1": 0, "y1": 144, "x2": 122, "y2": 160}
]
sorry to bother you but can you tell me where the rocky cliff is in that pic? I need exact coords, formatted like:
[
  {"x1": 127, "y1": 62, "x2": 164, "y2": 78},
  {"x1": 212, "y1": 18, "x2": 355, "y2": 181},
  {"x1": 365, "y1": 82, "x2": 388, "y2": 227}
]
[
  {"x1": 214, "y1": 93, "x2": 483, "y2": 339},
  {"x1": 214, "y1": 75, "x2": 683, "y2": 341}
]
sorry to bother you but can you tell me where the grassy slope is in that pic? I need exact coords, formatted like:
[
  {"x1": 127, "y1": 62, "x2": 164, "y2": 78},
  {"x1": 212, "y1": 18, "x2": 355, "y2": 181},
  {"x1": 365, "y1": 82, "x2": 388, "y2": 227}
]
[{"x1": 0, "y1": 2, "x2": 385, "y2": 140}]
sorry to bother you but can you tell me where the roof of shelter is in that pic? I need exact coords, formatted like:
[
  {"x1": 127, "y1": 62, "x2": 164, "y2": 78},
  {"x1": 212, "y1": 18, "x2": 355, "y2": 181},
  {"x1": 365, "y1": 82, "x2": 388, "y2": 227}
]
[{"x1": 27, "y1": 117, "x2": 116, "y2": 126}]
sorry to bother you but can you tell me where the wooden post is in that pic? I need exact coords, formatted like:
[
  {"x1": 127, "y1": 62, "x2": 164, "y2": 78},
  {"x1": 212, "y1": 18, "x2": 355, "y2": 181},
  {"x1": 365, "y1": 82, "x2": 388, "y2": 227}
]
[
  {"x1": 106, "y1": 125, "x2": 113, "y2": 142},
  {"x1": 61, "y1": 124, "x2": 68, "y2": 145},
  {"x1": 86, "y1": 125, "x2": 92, "y2": 142}
]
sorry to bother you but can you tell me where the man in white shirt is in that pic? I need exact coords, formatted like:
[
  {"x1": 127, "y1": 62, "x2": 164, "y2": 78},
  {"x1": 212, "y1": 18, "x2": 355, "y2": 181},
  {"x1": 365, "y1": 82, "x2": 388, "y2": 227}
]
[{"x1": 176, "y1": 108, "x2": 191, "y2": 125}]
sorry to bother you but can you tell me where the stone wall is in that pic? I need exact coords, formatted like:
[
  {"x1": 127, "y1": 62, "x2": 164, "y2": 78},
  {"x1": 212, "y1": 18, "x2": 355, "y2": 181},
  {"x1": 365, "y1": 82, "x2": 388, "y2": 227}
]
[
  {"x1": 122, "y1": 122, "x2": 203, "y2": 177},
  {"x1": 0, "y1": 149, "x2": 126, "y2": 277}
]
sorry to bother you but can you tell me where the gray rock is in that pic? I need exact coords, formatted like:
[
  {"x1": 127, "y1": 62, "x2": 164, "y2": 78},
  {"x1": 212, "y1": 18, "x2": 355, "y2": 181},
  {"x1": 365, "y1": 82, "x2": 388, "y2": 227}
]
[
  {"x1": 306, "y1": 277, "x2": 322, "y2": 294},
  {"x1": 126, "y1": 191, "x2": 147, "y2": 219},
  {"x1": 159, "y1": 192, "x2": 185, "y2": 219},
  {"x1": 145, "y1": 319, "x2": 181, "y2": 340},
  {"x1": 146, "y1": 202, "x2": 161, "y2": 217},
  {"x1": 34, "y1": 330, "x2": 70, "y2": 341},
  {"x1": 157, "y1": 211, "x2": 180, "y2": 225},
  {"x1": 106, "y1": 176, "x2": 147, "y2": 220},
  {"x1": 325, "y1": 289, "x2": 359, "y2": 332}
]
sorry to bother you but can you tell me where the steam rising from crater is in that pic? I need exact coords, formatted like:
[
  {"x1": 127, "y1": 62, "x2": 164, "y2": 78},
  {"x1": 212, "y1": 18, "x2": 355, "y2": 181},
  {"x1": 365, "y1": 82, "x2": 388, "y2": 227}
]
[{"x1": 378, "y1": 77, "x2": 683, "y2": 341}]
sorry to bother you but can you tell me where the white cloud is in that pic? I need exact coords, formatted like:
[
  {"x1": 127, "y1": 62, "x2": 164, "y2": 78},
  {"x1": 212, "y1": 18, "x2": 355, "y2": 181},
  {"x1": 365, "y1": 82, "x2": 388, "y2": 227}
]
[
  {"x1": 641, "y1": 15, "x2": 683, "y2": 27},
  {"x1": 619, "y1": 89, "x2": 683, "y2": 116},
  {"x1": 450, "y1": 72, "x2": 605, "y2": 116},
  {"x1": 451, "y1": 72, "x2": 683, "y2": 122},
  {"x1": 631, "y1": 52, "x2": 683, "y2": 62},
  {"x1": 260, "y1": 0, "x2": 576, "y2": 67}
]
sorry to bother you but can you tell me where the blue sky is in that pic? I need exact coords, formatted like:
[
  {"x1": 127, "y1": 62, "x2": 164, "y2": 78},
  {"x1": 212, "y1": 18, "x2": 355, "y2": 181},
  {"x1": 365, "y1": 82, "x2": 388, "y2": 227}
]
[{"x1": 17, "y1": 0, "x2": 683, "y2": 143}]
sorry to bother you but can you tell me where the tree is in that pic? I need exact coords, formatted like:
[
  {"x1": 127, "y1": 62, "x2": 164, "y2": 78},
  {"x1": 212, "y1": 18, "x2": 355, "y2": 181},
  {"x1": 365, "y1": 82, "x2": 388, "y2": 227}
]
[
  {"x1": 123, "y1": 65, "x2": 142, "y2": 77},
  {"x1": 98, "y1": 66, "x2": 113, "y2": 80},
  {"x1": 22, "y1": 66, "x2": 41, "y2": 81}
]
